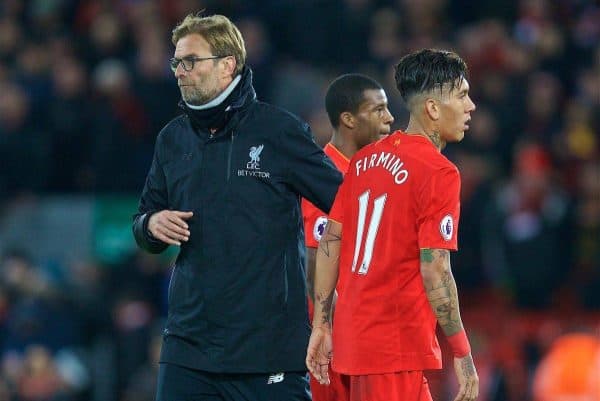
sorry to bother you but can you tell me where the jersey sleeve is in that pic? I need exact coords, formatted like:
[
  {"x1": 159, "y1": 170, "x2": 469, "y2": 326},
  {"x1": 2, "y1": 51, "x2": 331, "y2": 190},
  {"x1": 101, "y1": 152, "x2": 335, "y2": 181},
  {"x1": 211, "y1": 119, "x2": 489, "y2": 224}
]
[
  {"x1": 301, "y1": 197, "x2": 329, "y2": 248},
  {"x1": 328, "y1": 174, "x2": 349, "y2": 225},
  {"x1": 417, "y1": 166, "x2": 461, "y2": 250}
]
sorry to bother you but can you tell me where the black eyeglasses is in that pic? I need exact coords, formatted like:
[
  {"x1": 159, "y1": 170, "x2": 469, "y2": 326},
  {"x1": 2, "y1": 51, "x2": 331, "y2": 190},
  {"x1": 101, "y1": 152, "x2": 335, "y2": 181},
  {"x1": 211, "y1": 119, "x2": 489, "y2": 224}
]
[{"x1": 169, "y1": 55, "x2": 229, "y2": 72}]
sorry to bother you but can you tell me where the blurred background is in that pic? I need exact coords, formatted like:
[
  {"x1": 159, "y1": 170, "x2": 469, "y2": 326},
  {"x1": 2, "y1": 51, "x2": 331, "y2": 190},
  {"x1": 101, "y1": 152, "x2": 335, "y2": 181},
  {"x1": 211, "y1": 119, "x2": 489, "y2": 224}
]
[{"x1": 0, "y1": 0, "x2": 598, "y2": 400}]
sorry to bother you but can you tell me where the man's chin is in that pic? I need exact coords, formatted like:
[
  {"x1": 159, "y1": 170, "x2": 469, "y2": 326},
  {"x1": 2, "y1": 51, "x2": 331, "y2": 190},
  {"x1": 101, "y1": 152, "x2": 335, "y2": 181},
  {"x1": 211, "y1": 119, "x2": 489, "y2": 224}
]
[{"x1": 181, "y1": 95, "x2": 205, "y2": 106}]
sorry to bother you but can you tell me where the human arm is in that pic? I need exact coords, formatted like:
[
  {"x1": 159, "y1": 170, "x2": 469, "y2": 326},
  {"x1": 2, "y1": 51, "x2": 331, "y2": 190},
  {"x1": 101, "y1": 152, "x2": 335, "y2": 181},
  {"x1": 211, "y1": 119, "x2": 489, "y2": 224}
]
[
  {"x1": 282, "y1": 120, "x2": 342, "y2": 213},
  {"x1": 306, "y1": 220, "x2": 342, "y2": 385},
  {"x1": 132, "y1": 134, "x2": 192, "y2": 252},
  {"x1": 420, "y1": 248, "x2": 479, "y2": 401}
]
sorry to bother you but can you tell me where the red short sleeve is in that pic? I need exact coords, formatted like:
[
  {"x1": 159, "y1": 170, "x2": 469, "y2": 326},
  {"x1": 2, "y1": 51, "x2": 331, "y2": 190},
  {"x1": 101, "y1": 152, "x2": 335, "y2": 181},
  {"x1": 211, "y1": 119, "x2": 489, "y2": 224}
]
[
  {"x1": 301, "y1": 198, "x2": 329, "y2": 248},
  {"x1": 417, "y1": 166, "x2": 461, "y2": 250}
]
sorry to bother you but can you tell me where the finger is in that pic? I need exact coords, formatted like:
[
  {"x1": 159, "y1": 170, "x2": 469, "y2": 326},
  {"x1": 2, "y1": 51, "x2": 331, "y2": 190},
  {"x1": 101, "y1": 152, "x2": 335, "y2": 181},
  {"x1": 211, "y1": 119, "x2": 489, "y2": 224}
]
[
  {"x1": 308, "y1": 361, "x2": 321, "y2": 381},
  {"x1": 469, "y1": 380, "x2": 479, "y2": 401},
  {"x1": 453, "y1": 385, "x2": 467, "y2": 401},
  {"x1": 462, "y1": 382, "x2": 472, "y2": 401},
  {"x1": 153, "y1": 230, "x2": 181, "y2": 246},
  {"x1": 464, "y1": 382, "x2": 475, "y2": 401},
  {"x1": 155, "y1": 223, "x2": 189, "y2": 244},
  {"x1": 166, "y1": 214, "x2": 191, "y2": 230},
  {"x1": 318, "y1": 365, "x2": 330, "y2": 385},
  {"x1": 163, "y1": 220, "x2": 191, "y2": 239},
  {"x1": 307, "y1": 350, "x2": 319, "y2": 371},
  {"x1": 312, "y1": 359, "x2": 328, "y2": 383},
  {"x1": 173, "y1": 211, "x2": 194, "y2": 219},
  {"x1": 155, "y1": 224, "x2": 182, "y2": 240},
  {"x1": 306, "y1": 353, "x2": 316, "y2": 375}
]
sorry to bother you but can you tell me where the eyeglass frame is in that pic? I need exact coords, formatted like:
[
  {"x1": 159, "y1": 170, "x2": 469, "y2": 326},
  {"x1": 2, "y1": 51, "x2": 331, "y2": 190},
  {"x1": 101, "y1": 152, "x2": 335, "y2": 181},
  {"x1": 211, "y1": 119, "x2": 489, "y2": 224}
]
[{"x1": 169, "y1": 55, "x2": 230, "y2": 72}]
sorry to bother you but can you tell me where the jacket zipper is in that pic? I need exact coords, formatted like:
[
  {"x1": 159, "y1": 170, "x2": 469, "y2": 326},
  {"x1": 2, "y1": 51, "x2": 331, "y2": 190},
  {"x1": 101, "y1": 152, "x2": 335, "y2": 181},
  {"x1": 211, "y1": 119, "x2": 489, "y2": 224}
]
[{"x1": 227, "y1": 131, "x2": 235, "y2": 181}]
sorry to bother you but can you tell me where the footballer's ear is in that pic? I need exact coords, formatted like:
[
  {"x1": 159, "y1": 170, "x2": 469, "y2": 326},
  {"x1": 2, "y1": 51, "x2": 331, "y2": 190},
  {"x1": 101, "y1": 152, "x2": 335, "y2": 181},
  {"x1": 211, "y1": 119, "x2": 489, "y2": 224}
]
[
  {"x1": 340, "y1": 111, "x2": 356, "y2": 129},
  {"x1": 425, "y1": 98, "x2": 440, "y2": 121}
]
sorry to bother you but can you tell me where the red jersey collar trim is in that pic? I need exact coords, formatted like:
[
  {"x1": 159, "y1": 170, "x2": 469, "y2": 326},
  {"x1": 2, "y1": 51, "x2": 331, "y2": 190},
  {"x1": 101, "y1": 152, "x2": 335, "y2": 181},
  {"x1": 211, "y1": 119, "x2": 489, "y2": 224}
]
[
  {"x1": 395, "y1": 131, "x2": 438, "y2": 147},
  {"x1": 325, "y1": 142, "x2": 350, "y2": 163}
]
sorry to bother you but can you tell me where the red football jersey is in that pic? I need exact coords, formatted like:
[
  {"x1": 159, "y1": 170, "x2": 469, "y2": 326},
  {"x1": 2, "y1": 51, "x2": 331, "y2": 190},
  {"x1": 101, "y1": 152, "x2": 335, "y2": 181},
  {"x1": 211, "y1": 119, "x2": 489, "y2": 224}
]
[
  {"x1": 302, "y1": 143, "x2": 350, "y2": 248},
  {"x1": 329, "y1": 132, "x2": 461, "y2": 375}
]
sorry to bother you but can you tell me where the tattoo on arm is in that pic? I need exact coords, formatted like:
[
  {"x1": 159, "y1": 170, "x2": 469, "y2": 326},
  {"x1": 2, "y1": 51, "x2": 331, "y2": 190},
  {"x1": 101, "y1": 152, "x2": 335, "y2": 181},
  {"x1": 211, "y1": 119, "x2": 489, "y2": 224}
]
[
  {"x1": 316, "y1": 290, "x2": 335, "y2": 325},
  {"x1": 313, "y1": 222, "x2": 341, "y2": 326},
  {"x1": 318, "y1": 231, "x2": 341, "y2": 257},
  {"x1": 420, "y1": 248, "x2": 435, "y2": 263},
  {"x1": 421, "y1": 249, "x2": 463, "y2": 335},
  {"x1": 461, "y1": 354, "x2": 476, "y2": 376}
]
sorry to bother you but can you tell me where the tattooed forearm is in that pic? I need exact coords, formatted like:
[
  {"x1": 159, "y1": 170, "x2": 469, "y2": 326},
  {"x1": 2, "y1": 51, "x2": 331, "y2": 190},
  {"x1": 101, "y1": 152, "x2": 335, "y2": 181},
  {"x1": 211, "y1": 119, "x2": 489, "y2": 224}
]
[
  {"x1": 461, "y1": 354, "x2": 476, "y2": 376},
  {"x1": 313, "y1": 221, "x2": 342, "y2": 327},
  {"x1": 318, "y1": 231, "x2": 341, "y2": 257},
  {"x1": 315, "y1": 290, "x2": 335, "y2": 325},
  {"x1": 420, "y1": 249, "x2": 463, "y2": 336}
]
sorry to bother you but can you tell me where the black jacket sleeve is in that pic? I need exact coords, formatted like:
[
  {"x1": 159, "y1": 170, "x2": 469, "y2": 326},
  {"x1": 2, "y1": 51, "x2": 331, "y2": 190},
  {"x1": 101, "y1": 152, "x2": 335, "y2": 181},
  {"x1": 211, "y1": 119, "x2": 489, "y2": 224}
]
[
  {"x1": 281, "y1": 120, "x2": 343, "y2": 213},
  {"x1": 132, "y1": 135, "x2": 169, "y2": 254}
]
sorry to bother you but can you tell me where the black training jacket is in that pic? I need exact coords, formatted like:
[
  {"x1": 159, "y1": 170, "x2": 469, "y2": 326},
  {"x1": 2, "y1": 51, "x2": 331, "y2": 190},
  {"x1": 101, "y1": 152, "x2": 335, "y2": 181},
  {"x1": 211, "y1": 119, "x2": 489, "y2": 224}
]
[{"x1": 132, "y1": 67, "x2": 342, "y2": 373}]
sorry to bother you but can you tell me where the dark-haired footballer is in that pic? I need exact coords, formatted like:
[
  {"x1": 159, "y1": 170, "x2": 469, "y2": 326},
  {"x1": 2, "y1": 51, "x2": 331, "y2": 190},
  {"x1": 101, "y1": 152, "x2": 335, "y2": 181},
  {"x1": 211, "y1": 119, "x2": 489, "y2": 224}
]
[
  {"x1": 306, "y1": 49, "x2": 479, "y2": 401},
  {"x1": 301, "y1": 73, "x2": 394, "y2": 401}
]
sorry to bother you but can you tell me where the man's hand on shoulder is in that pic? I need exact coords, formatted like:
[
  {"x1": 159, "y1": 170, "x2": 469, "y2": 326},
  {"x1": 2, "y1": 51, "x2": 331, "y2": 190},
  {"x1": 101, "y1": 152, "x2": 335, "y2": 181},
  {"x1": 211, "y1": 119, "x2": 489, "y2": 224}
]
[{"x1": 148, "y1": 210, "x2": 193, "y2": 246}]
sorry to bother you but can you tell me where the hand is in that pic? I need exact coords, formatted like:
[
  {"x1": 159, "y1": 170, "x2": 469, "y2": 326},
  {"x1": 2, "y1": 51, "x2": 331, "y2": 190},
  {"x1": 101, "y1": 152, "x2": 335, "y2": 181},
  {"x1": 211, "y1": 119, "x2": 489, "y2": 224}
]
[
  {"x1": 148, "y1": 210, "x2": 193, "y2": 246},
  {"x1": 453, "y1": 353, "x2": 479, "y2": 401},
  {"x1": 305, "y1": 325, "x2": 333, "y2": 385}
]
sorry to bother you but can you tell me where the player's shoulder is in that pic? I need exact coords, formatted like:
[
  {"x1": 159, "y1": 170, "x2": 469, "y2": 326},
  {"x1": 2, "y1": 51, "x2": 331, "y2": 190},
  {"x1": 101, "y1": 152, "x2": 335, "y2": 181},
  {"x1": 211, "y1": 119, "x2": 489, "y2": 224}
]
[
  {"x1": 428, "y1": 149, "x2": 458, "y2": 173},
  {"x1": 254, "y1": 101, "x2": 307, "y2": 127}
]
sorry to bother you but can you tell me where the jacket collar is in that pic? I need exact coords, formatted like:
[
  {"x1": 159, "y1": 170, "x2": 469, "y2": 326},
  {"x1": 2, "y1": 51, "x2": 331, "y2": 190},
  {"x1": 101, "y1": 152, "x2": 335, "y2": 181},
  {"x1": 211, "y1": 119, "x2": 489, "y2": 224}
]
[{"x1": 179, "y1": 66, "x2": 256, "y2": 135}]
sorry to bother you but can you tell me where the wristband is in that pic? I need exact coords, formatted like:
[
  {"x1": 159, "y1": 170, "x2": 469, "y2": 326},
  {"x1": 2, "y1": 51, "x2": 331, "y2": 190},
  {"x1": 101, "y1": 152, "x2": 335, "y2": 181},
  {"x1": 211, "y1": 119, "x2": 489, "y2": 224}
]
[{"x1": 447, "y1": 329, "x2": 471, "y2": 358}]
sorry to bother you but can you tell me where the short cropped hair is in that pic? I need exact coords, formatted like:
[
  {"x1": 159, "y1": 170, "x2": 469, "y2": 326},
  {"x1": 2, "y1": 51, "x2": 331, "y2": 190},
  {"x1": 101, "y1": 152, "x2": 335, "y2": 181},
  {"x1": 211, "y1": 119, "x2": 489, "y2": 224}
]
[
  {"x1": 325, "y1": 74, "x2": 383, "y2": 128},
  {"x1": 172, "y1": 14, "x2": 246, "y2": 76},
  {"x1": 394, "y1": 49, "x2": 468, "y2": 106}
]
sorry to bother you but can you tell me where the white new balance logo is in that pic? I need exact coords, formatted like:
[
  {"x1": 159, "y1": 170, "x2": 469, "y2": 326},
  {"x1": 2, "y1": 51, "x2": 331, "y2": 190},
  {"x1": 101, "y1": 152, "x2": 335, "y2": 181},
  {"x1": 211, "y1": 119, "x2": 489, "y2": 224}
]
[{"x1": 267, "y1": 372, "x2": 284, "y2": 384}]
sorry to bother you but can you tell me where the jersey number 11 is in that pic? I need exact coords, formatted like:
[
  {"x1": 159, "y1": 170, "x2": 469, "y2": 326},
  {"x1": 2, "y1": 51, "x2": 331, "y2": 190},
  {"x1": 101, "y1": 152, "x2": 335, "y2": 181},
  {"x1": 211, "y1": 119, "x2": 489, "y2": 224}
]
[{"x1": 351, "y1": 190, "x2": 387, "y2": 275}]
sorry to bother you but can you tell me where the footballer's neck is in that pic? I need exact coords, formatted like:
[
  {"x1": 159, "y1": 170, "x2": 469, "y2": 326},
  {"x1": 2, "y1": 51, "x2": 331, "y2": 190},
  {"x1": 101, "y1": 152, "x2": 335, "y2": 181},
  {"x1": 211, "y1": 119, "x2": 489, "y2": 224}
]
[
  {"x1": 330, "y1": 130, "x2": 359, "y2": 160},
  {"x1": 404, "y1": 116, "x2": 445, "y2": 151}
]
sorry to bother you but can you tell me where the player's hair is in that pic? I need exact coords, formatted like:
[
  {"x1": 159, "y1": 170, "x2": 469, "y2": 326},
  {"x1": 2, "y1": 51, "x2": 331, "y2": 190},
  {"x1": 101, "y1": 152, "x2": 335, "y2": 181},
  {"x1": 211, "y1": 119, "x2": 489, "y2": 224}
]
[
  {"x1": 394, "y1": 49, "x2": 468, "y2": 106},
  {"x1": 172, "y1": 13, "x2": 246, "y2": 76},
  {"x1": 325, "y1": 73, "x2": 384, "y2": 129}
]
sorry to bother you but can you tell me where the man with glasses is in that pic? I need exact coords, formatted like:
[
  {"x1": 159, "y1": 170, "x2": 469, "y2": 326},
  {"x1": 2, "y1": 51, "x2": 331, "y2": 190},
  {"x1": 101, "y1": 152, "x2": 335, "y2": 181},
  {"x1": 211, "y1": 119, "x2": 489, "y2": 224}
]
[{"x1": 133, "y1": 13, "x2": 342, "y2": 401}]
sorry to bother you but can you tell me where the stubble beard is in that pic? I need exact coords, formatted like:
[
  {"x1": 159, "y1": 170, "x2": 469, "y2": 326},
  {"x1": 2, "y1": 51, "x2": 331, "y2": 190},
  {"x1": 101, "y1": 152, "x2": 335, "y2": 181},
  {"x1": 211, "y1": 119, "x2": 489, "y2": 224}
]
[{"x1": 181, "y1": 86, "x2": 213, "y2": 106}]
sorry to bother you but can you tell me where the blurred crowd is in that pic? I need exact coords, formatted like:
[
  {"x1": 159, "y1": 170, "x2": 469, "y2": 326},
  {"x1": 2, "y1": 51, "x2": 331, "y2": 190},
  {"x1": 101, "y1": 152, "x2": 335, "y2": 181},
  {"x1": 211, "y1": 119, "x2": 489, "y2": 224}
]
[{"x1": 0, "y1": 0, "x2": 598, "y2": 400}]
